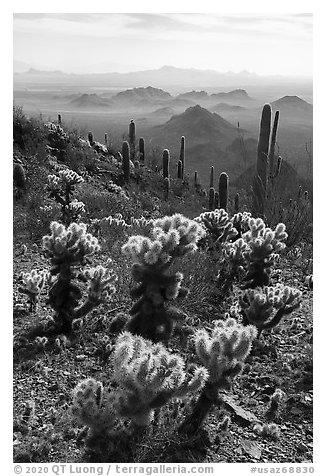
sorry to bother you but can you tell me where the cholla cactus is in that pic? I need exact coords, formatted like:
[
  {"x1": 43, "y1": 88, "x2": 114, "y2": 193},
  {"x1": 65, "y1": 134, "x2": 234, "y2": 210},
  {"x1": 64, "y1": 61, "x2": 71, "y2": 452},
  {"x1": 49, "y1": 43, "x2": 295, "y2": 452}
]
[
  {"x1": 231, "y1": 211, "x2": 252, "y2": 237},
  {"x1": 45, "y1": 122, "x2": 69, "y2": 150},
  {"x1": 82, "y1": 264, "x2": 117, "y2": 305},
  {"x1": 130, "y1": 216, "x2": 154, "y2": 228},
  {"x1": 253, "y1": 422, "x2": 281, "y2": 440},
  {"x1": 194, "y1": 209, "x2": 237, "y2": 250},
  {"x1": 71, "y1": 378, "x2": 118, "y2": 439},
  {"x1": 180, "y1": 318, "x2": 257, "y2": 433},
  {"x1": 241, "y1": 218, "x2": 288, "y2": 288},
  {"x1": 239, "y1": 284, "x2": 302, "y2": 337},
  {"x1": 266, "y1": 388, "x2": 285, "y2": 420},
  {"x1": 40, "y1": 222, "x2": 117, "y2": 333},
  {"x1": 121, "y1": 214, "x2": 206, "y2": 342},
  {"x1": 90, "y1": 215, "x2": 131, "y2": 238},
  {"x1": 113, "y1": 332, "x2": 208, "y2": 426},
  {"x1": 18, "y1": 270, "x2": 49, "y2": 311},
  {"x1": 47, "y1": 169, "x2": 85, "y2": 225},
  {"x1": 194, "y1": 318, "x2": 257, "y2": 390}
]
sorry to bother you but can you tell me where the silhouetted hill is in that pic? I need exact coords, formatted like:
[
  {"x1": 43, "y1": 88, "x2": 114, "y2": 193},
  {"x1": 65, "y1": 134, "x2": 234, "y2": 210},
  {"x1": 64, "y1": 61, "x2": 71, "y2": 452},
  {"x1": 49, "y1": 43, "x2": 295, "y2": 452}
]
[
  {"x1": 150, "y1": 107, "x2": 175, "y2": 117},
  {"x1": 147, "y1": 105, "x2": 250, "y2": 186},
  {"x1": 176, "y1": 90, "x2": 209, "y2": 101},
  {"x1": 112, "y1": 86, "x2": 172, "y2": 105},
  {"x1": 150, "y1": 105, "x2": 238, "y2": 147},
  {"x1": 271, "y1": 95, "x2": 313, "y2": 113},
  {"x1": 210, "y1": 89, "x2": 252, "y2": 104},
  {"x1": 210, "y1": 103, "x2": 247, "y2": 113},
  {"x1": 70, "y1": 93, "x2": 113, "y2": 108}
]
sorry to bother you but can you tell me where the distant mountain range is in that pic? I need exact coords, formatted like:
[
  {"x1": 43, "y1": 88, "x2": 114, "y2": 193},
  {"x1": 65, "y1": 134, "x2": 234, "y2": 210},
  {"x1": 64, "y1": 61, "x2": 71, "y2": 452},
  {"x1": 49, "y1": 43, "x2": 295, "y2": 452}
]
[
  {"x1": 66, "y1": 86, "x2": 256, "y2": 112},
  {"x1": 13, "y1": 65, "x2": 312, "y2": 89}
]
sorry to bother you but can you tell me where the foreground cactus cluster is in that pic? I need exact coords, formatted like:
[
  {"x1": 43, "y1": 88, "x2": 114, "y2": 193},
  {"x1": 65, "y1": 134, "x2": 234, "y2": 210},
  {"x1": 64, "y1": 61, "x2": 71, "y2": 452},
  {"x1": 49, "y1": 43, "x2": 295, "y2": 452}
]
[
  {"x1": 28, "y1": 221, "x2": 117, "y2": 333},
  {"x1": 16, "y1": 112, "x2": 306, "y2": 456},
  {"x1": 121, "y1": 213, "x2": 206, "y2": 342},
  {"x1": 47, "y1": 169, "x2": 85, "y2": 224}
]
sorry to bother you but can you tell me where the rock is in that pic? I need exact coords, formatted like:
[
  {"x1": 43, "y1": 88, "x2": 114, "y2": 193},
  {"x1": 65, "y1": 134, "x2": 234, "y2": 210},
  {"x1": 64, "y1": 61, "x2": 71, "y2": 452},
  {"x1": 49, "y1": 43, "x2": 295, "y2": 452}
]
[
  {"x1": 240, "y1": 438, "x2": 262, "y2": 459},
  {"x1": 298, "y1": 442, "x2": 309, "y2": 453},
  {"x1": 222, "y1": 396, "x2": 260, "y2": 427}
]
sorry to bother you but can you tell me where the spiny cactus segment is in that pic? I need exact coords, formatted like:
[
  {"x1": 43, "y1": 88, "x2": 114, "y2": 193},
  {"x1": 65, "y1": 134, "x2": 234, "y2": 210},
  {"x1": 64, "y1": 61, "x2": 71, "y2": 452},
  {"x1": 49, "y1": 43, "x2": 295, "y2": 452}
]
[
  {"x1": 113, "y1": 332, "x2": 208, "y2": 426},
  {"x1": 180, "y1": 318, "x2": 256, "y2": 433},
  {"x1": 19, "y1": 270, "x2": 50, "y2": 311},
  {"x1": 241, "y1": 218, "x2": 288, "y2": 288},
  {"x1": 194, "y1": 209, "x2": 237, "y2": 250},
  {"x1": 121, "y1": 214, "x2": 206, "y2": 342},
  {"x1": 194, "y1": 317, "x2": 257, "y2": 390},
  {"x1": 47, "y1": 169, "x2": 85, "y2": 224},
  {"x1": 71, "y1": 378, "x2": 118, "y2": 438},
  {"x1": 239, "y1": 283, "x2": 302, "y2": 336},
  {"x1": 40, "y1": 222, "x2": 117, "y2": 333}
]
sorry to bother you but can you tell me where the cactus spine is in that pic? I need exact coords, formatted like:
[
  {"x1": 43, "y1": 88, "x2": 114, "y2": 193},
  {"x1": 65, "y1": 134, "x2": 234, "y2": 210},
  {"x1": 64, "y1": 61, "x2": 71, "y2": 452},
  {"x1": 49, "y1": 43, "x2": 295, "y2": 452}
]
[
  {"x1": 129, "y1": 120, "x2": 136, "y2": 160},
  {"x1": 210, "y1": 166, "x2": 214, "y2": 189},
  {"x1": 219, "y1": 172, "x2": 229, "y2": 211},
  {"x1": 162, "y1": 149, "x2": 170, "y2": 178},
  {"x1": 139, "y1": 137, "x2": 145, "y2": 163},
  {"x1": 122, "y1": 141, "x2": 131, "y2": 183},
  {"x1": 180, "y1": 136, "x2": 185, "y2": 179}
]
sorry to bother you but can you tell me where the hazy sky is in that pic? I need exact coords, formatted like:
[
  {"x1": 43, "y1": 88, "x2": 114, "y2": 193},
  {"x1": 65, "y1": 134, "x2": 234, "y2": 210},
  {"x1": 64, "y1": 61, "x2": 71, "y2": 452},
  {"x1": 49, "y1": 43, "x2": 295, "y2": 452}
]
[{"x1": 13, "y1": 13, "x2": 312, "y2": 76}]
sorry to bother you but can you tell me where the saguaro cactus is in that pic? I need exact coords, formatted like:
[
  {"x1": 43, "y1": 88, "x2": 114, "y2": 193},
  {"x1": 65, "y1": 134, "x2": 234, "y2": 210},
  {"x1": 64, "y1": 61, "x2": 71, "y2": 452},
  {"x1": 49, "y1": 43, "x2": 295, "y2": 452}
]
[
  {"x1": 214, "y1": 191, "x2": 220, "y2": 210},
  {"x1": 129, "y1": 120, "x2": 136, "y2": 159},
  {"x1": 58, "y1": 114, "x2": 62, "y2": 125},
  {"x1": 122, "y1": 141, "x2": 131, "y2": 183},
  {"x1": 164, "y1": 177, "x2": 170, "y2": 200},
  {"x1": 180, "y1": 136, "x2": 185, "y2": 179},
  {"x1": 219, "y1": 172, "x2": 229, "y2": 211},
  {"x1": 194, "y1": 171, "x2": 199, "y2": 188},
  {"x1": 269, "y1": 110, "x2": 280, "y2": 176},
  {"x1": 209, "y1": 187, "x2": 215, "y2": 211},
  {"x1": 177, "y1": 160, "x2": 183, "y2": 179},
  {"x1": 13, "y1": 163, "x2": 26, "y2": 190},
  {"x1": 210, "y1": 166, "x2": 214, "y2": 189},
  {"x1": 88, "y1": 131, "x2": 94, "y2": 146},
  {"x1": 162, "y1": 149, "x2": 170, "y2": 178},
  {"x1": 104, "y1": 133, "x2": 108, "y2": 146},
  {"x1": 139, "y1": 137, "x2": 145, "y2": 163},
  {"x1": 234, "y1": 193, "x2": 240, "y2": 213},
  {"x1": 257, "y1": 104, "x2": 272, "y2": 191}
]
